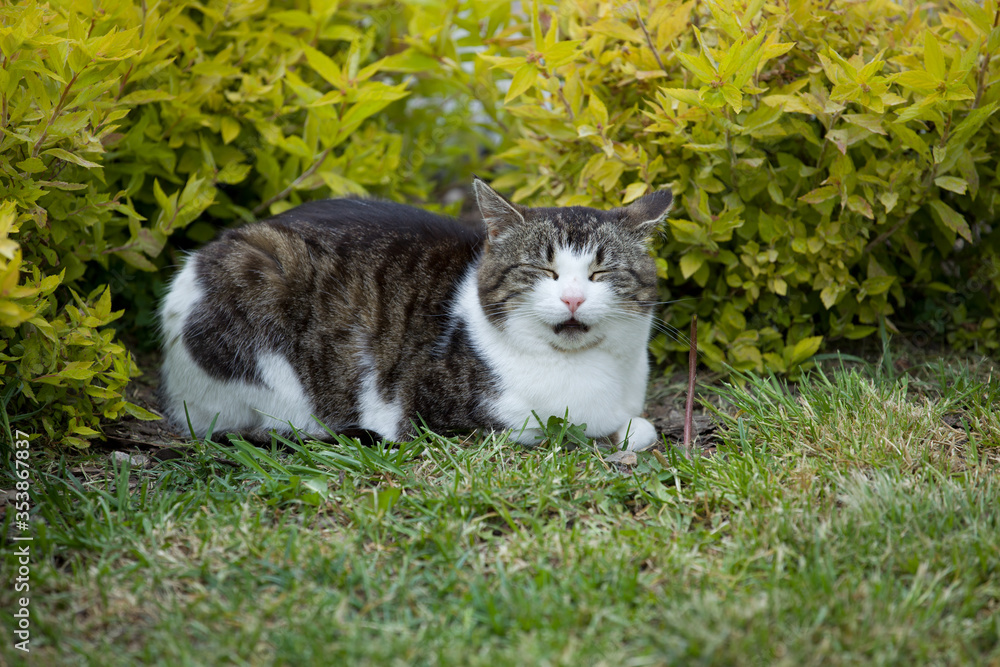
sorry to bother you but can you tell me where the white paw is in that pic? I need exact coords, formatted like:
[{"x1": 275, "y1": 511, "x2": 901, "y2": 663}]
[
  {"x1": 510, "y1": 425, "x2": 545, "y2": 446},
  {"x1": 615, "y1": 417, "x2": 659, "y2": 452}
]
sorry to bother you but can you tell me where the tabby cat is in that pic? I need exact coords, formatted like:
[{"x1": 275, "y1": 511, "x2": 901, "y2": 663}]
[{"x1": 159, "y1": 179, "x2": 672, "y2": 450}]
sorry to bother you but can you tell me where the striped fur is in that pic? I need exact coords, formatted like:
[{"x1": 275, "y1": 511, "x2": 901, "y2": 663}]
[{"x1": 159, "y1": 179, "x2": 672, "y2": 449}]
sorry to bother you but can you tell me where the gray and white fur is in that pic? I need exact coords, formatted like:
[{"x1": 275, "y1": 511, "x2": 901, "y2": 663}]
[{"x1": 159, "y1": 178, "x2": 672, "y2": 449}]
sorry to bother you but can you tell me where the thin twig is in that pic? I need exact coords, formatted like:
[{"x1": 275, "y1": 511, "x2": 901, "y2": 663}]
[
  {"x1": 557, "y1": 85, "x2": 575, "y2": 121},
  {"x1": 636, "y1": 9, "x2": 667, "y2": 73},
  {"x1": 863, "y1": 212, "x2": 913, "y2": 253},
  {"x1": 31, "y1": 70, "x2": 81, "y2": 158},
  {"x1": 116, "y1": 63, "x2": 135, "y2": 102},
  {"x1": 813, "y1": 107, "x2": 844, "y2": 179},
  {"x1": 538, "y1": 69, "x2": 575, "y2": 120},
  {"x1": 973, "y1": 6, "x2": 1000, "y2": 109},
  {"x1": 724, "y1": 108, "x2": 739, "y2": 189},
  {"x1": 253, "y1": 146, "x2": 333, "y2": 217},
  {"x1": 683, "y1": 315, "x2": 697, "y2": 450}
]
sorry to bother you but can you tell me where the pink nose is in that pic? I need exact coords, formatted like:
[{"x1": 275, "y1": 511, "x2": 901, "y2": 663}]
[{"x1": 561, "y1": 293, "x2": 585, "y2": 314}]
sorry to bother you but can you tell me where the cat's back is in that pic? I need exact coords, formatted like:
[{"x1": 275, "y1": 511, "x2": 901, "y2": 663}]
[
  {"x1": 159, "y1": 198, "x2": 486, "y2": 435},
  {"x1": 254, "y1": 197, "x2": 482, "y2": 247},
  {"x1": 201, "y1": 198, "x2": 482, "y2": 283},
  {"x1": 188, "y1": 198, "x2": 483, "y2": 327}
]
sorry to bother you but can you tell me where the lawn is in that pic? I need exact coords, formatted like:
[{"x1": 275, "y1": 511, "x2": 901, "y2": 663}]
[{"x1": 2, "y1": 357, "x2": 999, "y2": 666}]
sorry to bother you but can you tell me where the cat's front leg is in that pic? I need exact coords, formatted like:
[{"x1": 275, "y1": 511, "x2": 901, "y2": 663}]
[{"x1": 613, "y1": 417, "x2": 659, "y2": 452}]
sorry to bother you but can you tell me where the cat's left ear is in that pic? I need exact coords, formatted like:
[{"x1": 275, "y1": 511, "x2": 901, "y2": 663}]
[
  {"x1": 474, "y1": 177, "x2": 525, "y2": 240},
  {"x1": 620, "y1": 189, "x2": 673, "y2": 235}
]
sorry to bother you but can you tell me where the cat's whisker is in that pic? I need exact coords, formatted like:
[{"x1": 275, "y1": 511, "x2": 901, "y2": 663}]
[
  {"x1": 628, "y1": 298, "x2": 700, "y2": 306},
  {"x1": 595, "y1": 311, "x2": 704, "y2": 356}
]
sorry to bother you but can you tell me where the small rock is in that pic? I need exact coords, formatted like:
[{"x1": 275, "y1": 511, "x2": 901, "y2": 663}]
[
  {"x1": 604, "y1": 450, "x2": 638, "y2": 466},
  {"x1": 111, "y1": 451, "x2": 151, "y2": 468},
  {"x1": 627, "y1": 439, "x2": 659, "y2": 453}
]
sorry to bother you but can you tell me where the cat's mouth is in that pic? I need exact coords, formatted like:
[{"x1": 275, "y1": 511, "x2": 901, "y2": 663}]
[{"x1": 553, "y1": 318, "x2": 590, "y2": 335}]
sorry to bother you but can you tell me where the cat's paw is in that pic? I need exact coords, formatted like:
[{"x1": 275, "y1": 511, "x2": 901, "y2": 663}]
[
  {"x1": 508, "y1": 424, "x2": 545, "y2": 446},
  {"x1": 614, "y1": 417, "x2": 659, "y2": 452}
]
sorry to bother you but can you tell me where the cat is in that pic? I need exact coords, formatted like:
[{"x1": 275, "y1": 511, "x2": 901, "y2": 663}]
[{"x1": 158, "y1": 178, "x2": 672, "y2": 451}]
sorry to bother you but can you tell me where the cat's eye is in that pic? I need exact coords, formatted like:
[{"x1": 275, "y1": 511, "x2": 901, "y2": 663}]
[
  {"x1": 589, "y1": 270, "x2": 610, "y2": 281},
  {"x1": 525, "y1": 264, "x2": 558, "y2": 280}
]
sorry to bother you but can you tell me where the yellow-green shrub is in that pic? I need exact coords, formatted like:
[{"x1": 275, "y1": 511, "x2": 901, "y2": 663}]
[
  {"x1": 0, "y1": 0, "x2": 495, "y2": 447},
  {"x1": 474, "y1": 0, "x2": 1000, "y2": 373},
  {"x1": 4, "y1": 0, "x2": 998, "y2": 448}
]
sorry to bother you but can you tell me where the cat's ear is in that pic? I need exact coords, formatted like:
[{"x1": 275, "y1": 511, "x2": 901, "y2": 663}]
[
  {"x1": 620, "y1": 189, "x2": 673, "y2": 235},
  {"x1": 473, "y1": 177, "x2": 525, "y2": 239}
]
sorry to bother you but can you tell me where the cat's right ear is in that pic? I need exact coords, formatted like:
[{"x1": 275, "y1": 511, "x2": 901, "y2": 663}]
[{"x1": 473, "y1": 177, "x2": 525, "y2": 240}]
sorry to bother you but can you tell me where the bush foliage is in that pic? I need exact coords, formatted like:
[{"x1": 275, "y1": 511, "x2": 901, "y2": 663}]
[
  {"x1": 477, "y1": 0, "x2": 1000, "y2": 373},
  {"x1": 1, "y1": 0, "x2": 998, "y2": 446},
  {"x1": 0, "y1": 0, "x2": 489, "y2": 447}
]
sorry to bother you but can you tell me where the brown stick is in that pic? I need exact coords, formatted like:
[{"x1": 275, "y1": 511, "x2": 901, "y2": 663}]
[
  {"x1": 973, "y1": 6, "x2": 1000, "y2": 109},
  {"x1": 863, "y1": 212, "x2": 914, "y2": 253},
  {"x1": 635, "y1": 9, "x2": 667, "y2": 73},
  {"x1": 252, "y1": 146, "x2": 333, "y2": 217},
  {"x1": 683, "y1": 315, "x2": 697, "y2": 450}
]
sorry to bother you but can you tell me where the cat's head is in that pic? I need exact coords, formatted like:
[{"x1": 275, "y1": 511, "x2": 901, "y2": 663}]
[{"x1": 473, "y1": 178, "x2": 672, "y2": 352}]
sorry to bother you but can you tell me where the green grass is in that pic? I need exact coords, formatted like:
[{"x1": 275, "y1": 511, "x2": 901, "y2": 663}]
[{"x1": 2, "y1": 361, "x2": 999, "y2": 666}]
